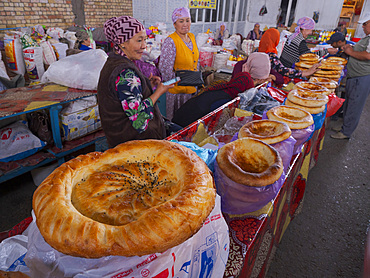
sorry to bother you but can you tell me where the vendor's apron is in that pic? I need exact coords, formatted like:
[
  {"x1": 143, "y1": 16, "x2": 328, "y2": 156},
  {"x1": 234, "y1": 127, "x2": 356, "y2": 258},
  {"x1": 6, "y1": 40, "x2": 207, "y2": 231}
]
[{"x1": 168, "y1": 32, "x2": 199, "y2": 95}]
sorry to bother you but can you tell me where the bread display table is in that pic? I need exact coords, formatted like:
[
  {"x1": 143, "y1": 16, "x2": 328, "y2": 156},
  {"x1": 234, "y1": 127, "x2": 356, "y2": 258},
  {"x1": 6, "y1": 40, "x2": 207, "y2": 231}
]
[
  {"x1": 167, "y1": 97, "x2": 327, "y2": 277},
  {"x1": 0, "y1": 83, "x2": 106, "y2": 183},
  {"x1": 0, "y1": 89, "x2": 328, "y2": 277}
]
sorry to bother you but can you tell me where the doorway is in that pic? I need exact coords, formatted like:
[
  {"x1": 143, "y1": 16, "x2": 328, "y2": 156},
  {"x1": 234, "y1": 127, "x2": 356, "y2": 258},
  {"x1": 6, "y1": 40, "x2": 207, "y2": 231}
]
[{"x1": 277, "y1": 0, "x2": 298, "y2": 27}]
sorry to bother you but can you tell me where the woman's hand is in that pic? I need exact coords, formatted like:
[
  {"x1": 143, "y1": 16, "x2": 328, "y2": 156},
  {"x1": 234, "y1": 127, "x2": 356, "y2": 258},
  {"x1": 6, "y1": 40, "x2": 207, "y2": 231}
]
[
  {"x1": 150, "y1": 82, "x2": 175, "y2": 104},
  {"x1": 301, "y1": 63, "x2": 320, "y2": 77},
  {"x1": 149, "y1": 73, "x2": 161, "y2": 88}
]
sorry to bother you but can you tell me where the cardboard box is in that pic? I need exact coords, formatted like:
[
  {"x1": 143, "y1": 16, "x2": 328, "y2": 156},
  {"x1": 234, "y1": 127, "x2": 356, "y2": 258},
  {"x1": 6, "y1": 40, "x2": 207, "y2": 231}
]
[{"x1": 60, "y1": 104, "x2": 101, "y2": 141}]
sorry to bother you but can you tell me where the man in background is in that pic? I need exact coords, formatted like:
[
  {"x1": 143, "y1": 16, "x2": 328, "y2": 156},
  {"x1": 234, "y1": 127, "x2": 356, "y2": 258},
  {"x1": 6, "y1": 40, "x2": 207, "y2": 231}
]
[{"x1": 331, "y1": 14, "x2": 370, "y2": 139}]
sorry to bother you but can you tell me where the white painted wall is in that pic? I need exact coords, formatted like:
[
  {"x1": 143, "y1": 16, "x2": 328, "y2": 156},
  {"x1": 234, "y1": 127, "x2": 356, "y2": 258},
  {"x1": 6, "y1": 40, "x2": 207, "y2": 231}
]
[
  {"x1": 294, "y1": 0, "x2": 343, "y2": 30},
  {"x1": 133, "y1": 0, "x2": 364, "y2": 38}
]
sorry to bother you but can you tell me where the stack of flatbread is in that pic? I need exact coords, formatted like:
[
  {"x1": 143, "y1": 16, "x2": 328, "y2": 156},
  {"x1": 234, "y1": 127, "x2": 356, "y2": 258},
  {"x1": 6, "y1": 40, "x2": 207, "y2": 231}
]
[
  {"x1": 285, "y1": 81, "x2": 329, "y2": 114},
  {"x1": 295, "y1": 53, "x2": 320, "y2": 71},
  {"x1": 309, "y1": 76, "x2": 339, "y2": 94},
  {"x1": 313, "y1": 56, "x2": 346, "y2": 81}
]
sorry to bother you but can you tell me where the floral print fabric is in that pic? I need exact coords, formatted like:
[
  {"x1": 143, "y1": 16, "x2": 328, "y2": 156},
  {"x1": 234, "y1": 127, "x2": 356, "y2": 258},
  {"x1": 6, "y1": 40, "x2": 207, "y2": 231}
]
[
  {"x1": 269, "y1": 53, "x2": 303, "y2": 79},
  {"x1": 115, "y1": 68, "x2": 154, "y2": 133}
]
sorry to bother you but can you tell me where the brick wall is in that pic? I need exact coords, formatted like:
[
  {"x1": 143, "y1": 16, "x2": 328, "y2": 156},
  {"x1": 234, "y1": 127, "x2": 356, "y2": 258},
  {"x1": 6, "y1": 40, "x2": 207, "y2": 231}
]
[{"x1": 0, "y1": 0, "x2": 133, "y2": 31}]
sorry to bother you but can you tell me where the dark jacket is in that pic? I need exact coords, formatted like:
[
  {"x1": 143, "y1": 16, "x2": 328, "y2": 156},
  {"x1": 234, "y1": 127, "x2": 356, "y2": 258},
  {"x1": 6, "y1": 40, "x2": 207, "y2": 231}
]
[{"x1": 97, "y1": 53, "x2": 166, "y2": 148}]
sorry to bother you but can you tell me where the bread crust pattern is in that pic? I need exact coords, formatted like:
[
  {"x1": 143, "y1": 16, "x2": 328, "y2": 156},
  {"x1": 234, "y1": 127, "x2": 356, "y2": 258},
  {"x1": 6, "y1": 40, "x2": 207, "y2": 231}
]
[
  {"x1": 266, "y1": 105, "x2": 314, "y2": 129},
  {"x1": 216, "y1": 138, "x2": 283, "y2": 187},
  {"x1": 285, "y1": 99, "x2": 326, "y2": 114},
  {"x1": 33, "y1": 140, "x2": 216, "y2": 258},
  {"x1": 287, "y1": 89, "x2": 329, "y2": 107},
  {"x1": 238, "y1": 119, "x2": 291, "y2": 145}
]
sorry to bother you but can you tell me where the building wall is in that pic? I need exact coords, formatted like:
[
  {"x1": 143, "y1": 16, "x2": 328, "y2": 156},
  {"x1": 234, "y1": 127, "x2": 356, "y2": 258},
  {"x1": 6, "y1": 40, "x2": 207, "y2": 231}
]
[{"x1": 0, "y1": 0, "x2": 133, "y2": 31}]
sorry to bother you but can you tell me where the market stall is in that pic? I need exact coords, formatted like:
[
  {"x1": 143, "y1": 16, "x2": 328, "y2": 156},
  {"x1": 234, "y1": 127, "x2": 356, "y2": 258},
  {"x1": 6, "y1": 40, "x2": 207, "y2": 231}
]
[{"x1": 0, "y1": 82, "x2": 105, "y2": 183}]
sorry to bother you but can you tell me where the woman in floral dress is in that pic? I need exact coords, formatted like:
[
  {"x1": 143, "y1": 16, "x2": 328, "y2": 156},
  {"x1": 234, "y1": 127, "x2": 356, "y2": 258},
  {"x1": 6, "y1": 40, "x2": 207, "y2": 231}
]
[{"x1": 97, "y1": 16, "x2": 176, "y2": 148}]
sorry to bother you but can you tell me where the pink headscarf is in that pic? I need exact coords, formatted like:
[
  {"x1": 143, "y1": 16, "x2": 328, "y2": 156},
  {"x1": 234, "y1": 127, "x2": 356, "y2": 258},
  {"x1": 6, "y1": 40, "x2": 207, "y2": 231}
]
[
  {"x1": 172, "y1": 7, "x2": 191, "y2": 23},
  {"x1": 104, "y1": 16, "x2": 144, "y2": 56},
  {"x1": 287, "y1": 16, "x2": 315, "y2": 45},
  {"x1": 243, "y1": 52, "x2": 271, "y2": 80}
]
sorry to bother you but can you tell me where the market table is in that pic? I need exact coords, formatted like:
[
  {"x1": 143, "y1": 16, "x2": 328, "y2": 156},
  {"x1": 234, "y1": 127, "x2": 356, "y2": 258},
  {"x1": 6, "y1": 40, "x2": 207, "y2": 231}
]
[
  {"x1": 167, "y1": 97, "x2": 327, "y2": 277},
  {"x1": 0, "y1": 89, "x2": 328, "y2": 277},
  {"x1": 0, "y1": 82, "x2": 106, "y2": 183}
]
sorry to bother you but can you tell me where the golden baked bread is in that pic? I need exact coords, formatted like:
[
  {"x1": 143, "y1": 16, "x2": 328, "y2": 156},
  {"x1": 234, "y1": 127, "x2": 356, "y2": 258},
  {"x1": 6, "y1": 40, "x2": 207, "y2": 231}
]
[
  {"x1": 326, "y1": 56, "x2": 348, "y2": 65},
  {"x1": 313, "y1": 73, "x2": 341, "y2": 80},
  {"x1": 216, "y1": 138, "x2": 283, "y2": 187},
  {"x1": 295, "y1": 61, "x2": 316, "y2": 69},
  {"x1": 285, "y1": 99, "x2": 326, "y2": 114},
  {"x1": 238, "y1": 119, "x2": 291, "y2": 145},
  {"x1": 294, "y1": 81, "x2": 330, "y2": 95},
  {"x1": 287, "y1": 89, "x2": 328, "y2": 107},
  {"x1": 299, "y1": 53, "x2": 319, "y2": 61},
  {"x1": 309, "y1": 76, "x2": 338, "y2": 87},
  {"x1": 318, "y1": 63, "x2": 344, "y2": 71},
  {"x1": 0, "y1": 271, "x2": 30, "y2": 278},
  {"x1": 266, "y1": 105, "x2": 314, "y2": 129},
  {"x1": 33, "y1": 139, "x2": 216, "y2": 258},
  {"x1": 315, "y1": 69, "x2": 342, "y2": 76}
]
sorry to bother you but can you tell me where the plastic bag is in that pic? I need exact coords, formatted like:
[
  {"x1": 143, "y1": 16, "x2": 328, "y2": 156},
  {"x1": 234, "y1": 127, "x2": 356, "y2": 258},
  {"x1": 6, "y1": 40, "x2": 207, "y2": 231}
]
[
  {"x1": 39, "y1": 40, "x2": 57, "y2": 65},
  {"x1": 196, "y1": 32, "x2": 210, "y2": 48},
  {"x1": 215, "y1": 160, "x2": 285, "y2": 214},
  {"x1": 4, "y1": 32, "x2": 26, "y2": 75},
  {"x1": 326, "y1": 92, "x2": 345, "y2": 118},
  {"x1": 24, "y1": 195, "x2": 229, "y2": 278},
  {"x1": 41, "y1": 49, "x2": 108, "y2": 90},
  {"x1": 0, "y1": 121, "x2": 46, "y2": 162},
  {"x1": 23, "y1": 46, "x2": 45, "y2": 81},
  {"x1": 0, "y1": 234, "x2": 30, "y2": 275}
]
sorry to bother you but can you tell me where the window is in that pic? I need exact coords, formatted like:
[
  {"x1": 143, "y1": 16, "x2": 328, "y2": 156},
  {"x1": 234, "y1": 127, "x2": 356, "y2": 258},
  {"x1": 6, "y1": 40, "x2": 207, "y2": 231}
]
[{"x1": 190, "y1": 0, "x2": 247, "y2": 23}]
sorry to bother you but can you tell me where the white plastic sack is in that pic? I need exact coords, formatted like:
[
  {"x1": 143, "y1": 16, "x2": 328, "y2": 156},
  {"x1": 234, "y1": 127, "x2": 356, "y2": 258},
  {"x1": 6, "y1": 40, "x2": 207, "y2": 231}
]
[
  {"x1": 39, "y1": 40, "x2": 57, "y2": 65},
  {"x1": 51, "y1": 42, "x2": 68, "y2": 60},
  {"x1": 46, "y1": 27, "x2": 64, "y2": 40},
  {"x1": 0, "y1": 121, "x2": 46, "y2": 162},
  {"x1": 0, "y1": 52, "x2": 10, "y2": 80},
  {"x1": 277, "y1": 30, "x2": 291, "y2": 58},
  {"x1": 4, "y1": 32, "x2": 26, "y2": 75},
  {"x1": 24, "y1": 195, "x2": 229, "y2": 278},
  {"x1": 64, "y1": 31, "x2": 77, "y2": 49},
  {"x1": 41, "y1": 49, "x2": 108, "y2": 90},
  {"x1": 0, "y1": 234, "x2": 30, "y2": 275},
  {"x1": 23, "y1": 46, "x2": 45, "y2": 81},
  {"x1": 61, "y1": 95, "x2": 97, "y2": 114},
  {"x1": 196, "y1": 32, "x2": 210, "y2": 48},
  {"x1": 221, "y1": 38, "x2": 237, "y2": 51}
]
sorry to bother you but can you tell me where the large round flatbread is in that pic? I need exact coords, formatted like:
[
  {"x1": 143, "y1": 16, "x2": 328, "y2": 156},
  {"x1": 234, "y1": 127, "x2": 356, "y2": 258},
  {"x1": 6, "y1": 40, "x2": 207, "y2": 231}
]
[
  {"x1": 287, "y1": 89, "x2": 329, "y2": 107},
  {"x1": 299, "y1": 53, "x2": 319, "y2": 62},
  {"x1": 309, "y1": 76, "x2": 338, "y2": 88},
  {"x1": 285, "y1": 99, "x2": 326, "y2": 114},
  {"x1": 216, "y1": 138, "x2": 283, "y2": 187},
  {"x1": 318, "y1": 63, "x2": 343, "y2": 71},
  {"x1": 238, "y1": 119, "x2": 291, "y2": 145},
  {"x1": 326, "y1": 56, "x2": 347, "y2": 65},
  {"x1": 294, "y1": 81, "x2": 330, "y2": 95},
  {"x1": 315, "y1": 69, "x2": 342, "y2": 75},
  {"x1": 295, "y1": 61, "x2": 316, "y2": 69},
  {"x1": 266, "y1": 105, "x2": 314, "y2": 129},
  {"x1": 33, "y1": 140, "x2": 216, "y2": 258}
]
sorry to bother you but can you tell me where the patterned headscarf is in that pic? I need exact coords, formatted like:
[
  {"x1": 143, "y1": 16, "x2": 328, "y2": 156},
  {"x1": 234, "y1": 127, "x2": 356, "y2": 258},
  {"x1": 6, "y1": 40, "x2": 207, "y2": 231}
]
[
  {"x1": 243, "y1": 52, "x2": 271, "y2": 80},
  {"x1": 287, "y1": 16, "x2": 315, "y2": 45},
  {"x1": 104, "y1": 16, "x2": 144, "y2": 56},
  {"x1": 172, "y1": 7, "x2": 191, "y2": 23},
  {"x1": 258, "y1": 28, "x2": 280, "y2": 54}
]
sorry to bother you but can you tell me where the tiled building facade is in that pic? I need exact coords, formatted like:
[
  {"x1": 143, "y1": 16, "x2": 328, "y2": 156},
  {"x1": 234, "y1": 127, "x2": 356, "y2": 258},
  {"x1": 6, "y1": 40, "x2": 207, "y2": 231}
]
[{"x1": 0, "y1": 0, "x2": 133, "y2": 30}]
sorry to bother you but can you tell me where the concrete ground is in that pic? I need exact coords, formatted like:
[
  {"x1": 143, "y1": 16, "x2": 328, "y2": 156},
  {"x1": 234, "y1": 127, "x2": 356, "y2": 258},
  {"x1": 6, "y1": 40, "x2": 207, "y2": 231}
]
[{"x1": 0, "y1": 97, "x2": 369, "y2": 277}]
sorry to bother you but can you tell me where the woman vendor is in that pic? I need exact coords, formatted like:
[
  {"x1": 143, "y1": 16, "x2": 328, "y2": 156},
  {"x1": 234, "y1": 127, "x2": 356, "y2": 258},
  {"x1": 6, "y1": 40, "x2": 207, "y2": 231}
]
[
  {"x1": 158, "y1": 7, "x2": 200, "y2": 120},
  {"x1": 97, "y1": 16, "x2": 176, "y2": 148},
  {"x1": 246, "y1": 23, "x2": 263, "y2": 41},
  {"x1": 74, "y1": 29, "x2": 93, "y2": 51},
  {"x1": 258, "y1": 28, "x2": 319, "y2": 79},
  {"x1": 214, "y1": 22, "x2": 230, "y2": 45},
  {"x1": 172, "y1": 52, "x2": 271, "y2": 127},
  {"x1": 280, "y1": 17, "x2": 337, "y2": 68}
]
